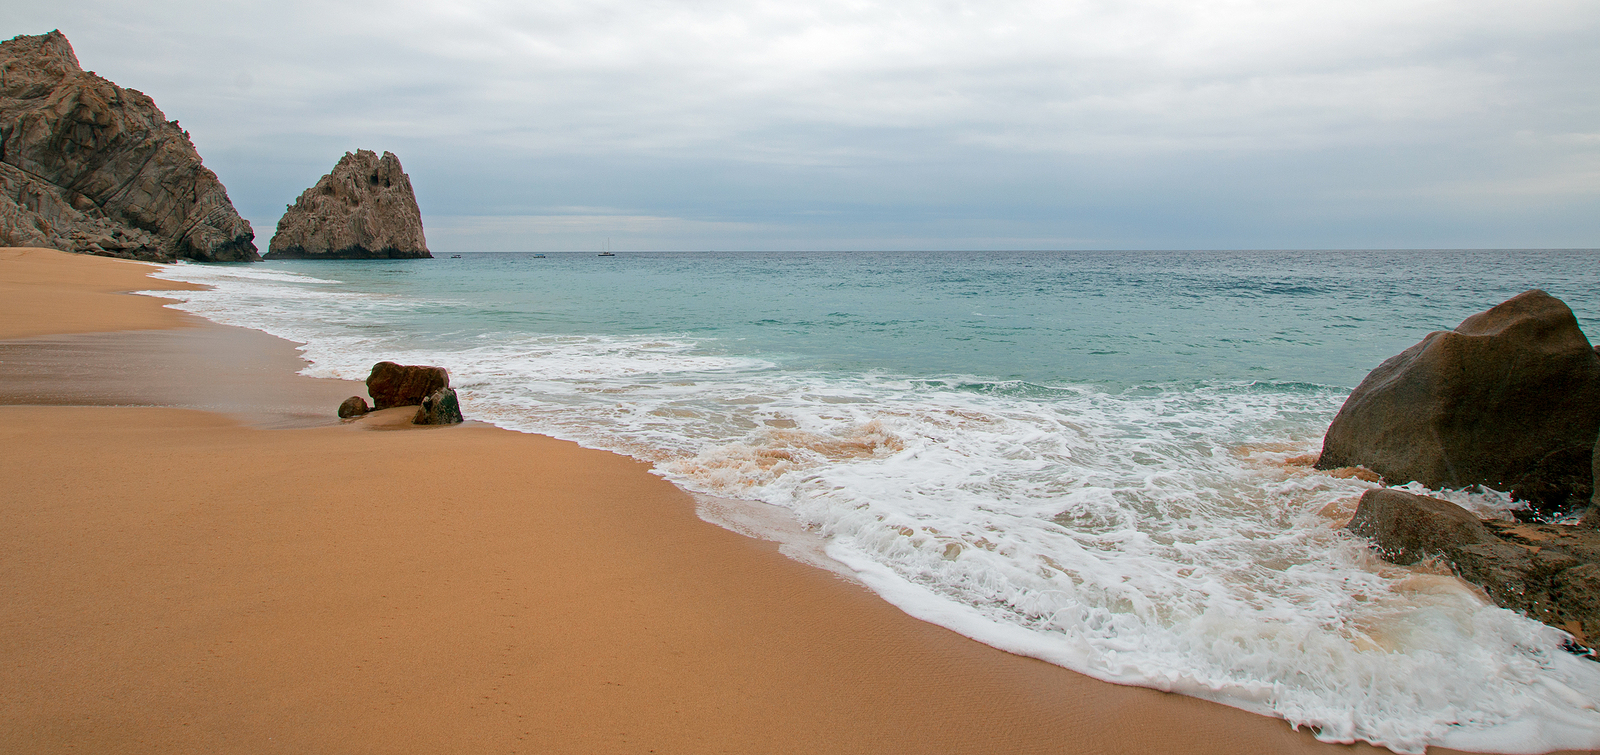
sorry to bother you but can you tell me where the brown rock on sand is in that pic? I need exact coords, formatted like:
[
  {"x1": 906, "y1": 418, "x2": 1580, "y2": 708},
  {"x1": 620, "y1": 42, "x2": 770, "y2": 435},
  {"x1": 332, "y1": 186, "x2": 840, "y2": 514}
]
[
  {"x1": 1317, "y1": 290, "x2": 1600, "y2": 518},
  {"x1": 0, "y1": 31, "x2": 257, "y2": 262},
  {"x1": 338, "y1": 395, "x2": 370, "y2": 419},
  {"x1": 412, "y1": 386, "x2": 463, "y2": 425},
  {"x1": 265, "y1": 150, "x2": 430, "y2": 260},
  {"x1": 365, "y1": 361, "x2": 448, "y2": 410}
]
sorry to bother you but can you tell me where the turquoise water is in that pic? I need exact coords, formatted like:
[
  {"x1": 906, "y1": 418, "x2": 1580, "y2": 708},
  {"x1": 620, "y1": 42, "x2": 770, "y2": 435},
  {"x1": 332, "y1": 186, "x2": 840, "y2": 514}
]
[
  {"x1": 216, "y1": 249, "x2": 1600, "y2": 387},
  {"x1": 151, "y1": 249, "x2": 1600, "y2": 754}
]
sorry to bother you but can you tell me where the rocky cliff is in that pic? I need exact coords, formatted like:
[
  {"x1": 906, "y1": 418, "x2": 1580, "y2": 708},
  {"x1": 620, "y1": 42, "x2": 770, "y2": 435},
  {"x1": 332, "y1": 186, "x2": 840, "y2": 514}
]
[
  {"x1": 0, "y1": 31, "x2": 257, "y2": 262},
  {"x1": 265, "y1": 150, "x2": 430, "y2": 260}
]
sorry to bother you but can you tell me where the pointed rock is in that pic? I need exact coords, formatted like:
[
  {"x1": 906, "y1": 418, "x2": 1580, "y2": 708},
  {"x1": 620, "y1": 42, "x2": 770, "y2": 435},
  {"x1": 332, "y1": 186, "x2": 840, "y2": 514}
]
[
  {"x1": 0, "y1": 31, "x2": 257, "y2": 262},
  {"x1": 266, "y1": 150, "x2": 430, "y2": 260}
]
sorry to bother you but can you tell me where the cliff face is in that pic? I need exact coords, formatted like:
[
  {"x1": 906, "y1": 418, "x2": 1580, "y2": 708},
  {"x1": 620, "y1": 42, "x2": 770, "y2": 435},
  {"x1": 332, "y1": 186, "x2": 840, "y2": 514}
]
[
  {"x1": 265, "y1": 150, "x2": 430, "y2": 260},
  {"x1": 0, "y1": 31, "x2": 258, "y2": 262}
]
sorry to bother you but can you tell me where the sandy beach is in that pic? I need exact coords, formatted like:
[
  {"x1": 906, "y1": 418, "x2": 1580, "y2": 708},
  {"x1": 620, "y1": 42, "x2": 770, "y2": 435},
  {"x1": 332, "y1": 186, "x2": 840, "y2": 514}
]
[{"x1": 1, "y1": 247, "x2": 1547, "y2": 754}]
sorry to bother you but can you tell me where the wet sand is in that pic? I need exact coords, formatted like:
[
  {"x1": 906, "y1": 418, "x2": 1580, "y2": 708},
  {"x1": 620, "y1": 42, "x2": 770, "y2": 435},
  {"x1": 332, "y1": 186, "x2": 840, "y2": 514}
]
[{"x1": 0, "y1": 247, "x2": 1516, "y2": 754}]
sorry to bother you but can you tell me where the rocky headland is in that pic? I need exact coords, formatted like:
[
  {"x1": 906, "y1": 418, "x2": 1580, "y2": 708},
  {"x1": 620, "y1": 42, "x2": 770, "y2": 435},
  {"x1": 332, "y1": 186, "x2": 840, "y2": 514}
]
[
  {"x1": 1324, "y1": 290, "x2": 1600, "y2": 649},
  {"x1": 0, "y1": 31, "x2": 257, "y2": 262},
  {"x1": 265, "y1": 150, "x2": 430, "y2": 260}
]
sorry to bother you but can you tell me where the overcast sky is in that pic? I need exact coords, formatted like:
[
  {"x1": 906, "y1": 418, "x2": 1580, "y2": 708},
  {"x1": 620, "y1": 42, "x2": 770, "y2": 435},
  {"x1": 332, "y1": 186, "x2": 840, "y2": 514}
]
[{"x1": 12, "y1": 0, "x2": 1599, "y2": 251}]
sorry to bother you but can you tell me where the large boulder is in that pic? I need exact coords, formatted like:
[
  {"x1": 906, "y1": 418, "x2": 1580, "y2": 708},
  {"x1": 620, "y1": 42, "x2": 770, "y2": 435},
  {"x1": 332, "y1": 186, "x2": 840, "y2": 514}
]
[
  {"x1": 0, "y1": 31, "x2": 257, "y2": 262},
  {"x1": 1317, "y1": 290, "x2": 1600, "y2": 517},
  {"x1": 1346, "y1": 488, "x2": 1600, "y2": 647},
  {"x1": 365, "y1": 361, "x2": 449, "y2": 410},
  {"x1": 265, "y1": 150, "x2": 431, "y2": 260}
]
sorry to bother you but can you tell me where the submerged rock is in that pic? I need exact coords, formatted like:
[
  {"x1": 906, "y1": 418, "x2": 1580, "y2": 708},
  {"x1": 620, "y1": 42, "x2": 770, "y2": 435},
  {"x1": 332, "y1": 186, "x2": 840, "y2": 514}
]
[
  {"x1": 1346, "y1": 488, "x2": 1600, "y2": 647},
  {"x1": 413, "y1": 387, "x2": 463, "y2": 425},
  {"x1": 266, "y1": 150, "x2": 430, "y2": 260},
  {"x1": 1317, "y1": 290, "x2": 1600, "y2": 518},
  {"x1": 1345, "y1": 488, "x2": 1496, "y2": 563},
  {"x1": 337, "y1": 395, "x2": 370, "y2": 419},
  {"x1": 365, "y1": 361, "x2": 449, "y2": 410},
  {"x1": 0, "y1": 31, "x2": 257, "y2": 262}
]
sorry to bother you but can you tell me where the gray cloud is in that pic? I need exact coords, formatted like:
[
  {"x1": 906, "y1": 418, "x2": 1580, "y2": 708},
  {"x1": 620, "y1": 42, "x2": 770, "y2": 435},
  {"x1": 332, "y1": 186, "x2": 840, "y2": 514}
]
[{"x1": 12, "y1": 0, "x2": 1599, "y2": 250}]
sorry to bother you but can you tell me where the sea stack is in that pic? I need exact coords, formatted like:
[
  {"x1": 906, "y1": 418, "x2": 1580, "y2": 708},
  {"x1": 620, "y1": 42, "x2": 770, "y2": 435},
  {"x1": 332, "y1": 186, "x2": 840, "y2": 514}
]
[
  {"x1": 0, "y1": 31, "x2": 258, "y2": 262},
  {"x1": 266, "y1": 150, "x2": 431, "y2": 260}
]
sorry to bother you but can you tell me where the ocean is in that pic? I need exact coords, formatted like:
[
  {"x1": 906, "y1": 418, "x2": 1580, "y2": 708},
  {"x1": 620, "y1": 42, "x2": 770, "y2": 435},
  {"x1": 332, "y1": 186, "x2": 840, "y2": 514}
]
[{"x1": 149, "y1": 249, "x2": 1600, "y2": 754}]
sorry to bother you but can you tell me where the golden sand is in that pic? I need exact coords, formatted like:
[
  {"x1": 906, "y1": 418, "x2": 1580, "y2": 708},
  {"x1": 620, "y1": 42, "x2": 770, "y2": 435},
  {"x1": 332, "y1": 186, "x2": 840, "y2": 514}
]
[{"x1": 0, "y1": 247, "x2": 1485, "y2": 754}]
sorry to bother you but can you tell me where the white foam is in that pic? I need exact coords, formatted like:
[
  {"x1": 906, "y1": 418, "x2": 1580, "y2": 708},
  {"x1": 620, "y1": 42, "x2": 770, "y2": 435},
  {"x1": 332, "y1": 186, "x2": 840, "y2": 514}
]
[
  {"x1": 156, "y1": 263, "x2": 345, "y2": 285},
  {"x1": 693, "y1": 492, "x2": 855, "y2": 580},
  {"x1": 144, "y1": 262, "x2": 1600, "y2": 754}
]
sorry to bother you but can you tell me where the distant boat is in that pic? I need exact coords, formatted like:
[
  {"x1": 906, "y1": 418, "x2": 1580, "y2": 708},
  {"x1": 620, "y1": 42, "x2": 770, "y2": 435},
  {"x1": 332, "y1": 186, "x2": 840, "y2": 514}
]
[
  {"x1": 598, "y1": 238, "x2": 615, "y2": 256},
  {"x1": 450, "y1": 254, "x2": 461, "y2": 258},
  {"x1": 531, "y1": 253, "x2": 546, "y2": 259}
]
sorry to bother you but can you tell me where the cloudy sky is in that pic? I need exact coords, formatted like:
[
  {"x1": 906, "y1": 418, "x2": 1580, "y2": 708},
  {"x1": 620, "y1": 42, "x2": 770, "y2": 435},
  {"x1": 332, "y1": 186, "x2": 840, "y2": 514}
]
[{"x1": 13, "y1": 0, "x2": 1599, "y2": 251}]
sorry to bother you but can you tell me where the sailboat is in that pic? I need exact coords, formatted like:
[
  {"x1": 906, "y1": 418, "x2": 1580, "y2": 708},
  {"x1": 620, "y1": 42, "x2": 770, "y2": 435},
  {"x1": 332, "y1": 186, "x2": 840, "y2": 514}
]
[{"x1": 598, "y1": 237, "x2": 615, "y2": 257}]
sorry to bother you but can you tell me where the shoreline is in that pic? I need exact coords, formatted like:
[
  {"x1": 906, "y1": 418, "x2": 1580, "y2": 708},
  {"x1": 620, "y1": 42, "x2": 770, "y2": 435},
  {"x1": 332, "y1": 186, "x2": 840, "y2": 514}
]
[{"x1": 0, "y1": 247, "x2": 1534, "y2": 754}]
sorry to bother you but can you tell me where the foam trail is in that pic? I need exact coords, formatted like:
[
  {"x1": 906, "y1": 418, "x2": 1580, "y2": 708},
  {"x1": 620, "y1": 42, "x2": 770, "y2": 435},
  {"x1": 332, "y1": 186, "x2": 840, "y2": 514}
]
[{"x1": 144, "y1": 259, "x2": 1600, "y2": 754}]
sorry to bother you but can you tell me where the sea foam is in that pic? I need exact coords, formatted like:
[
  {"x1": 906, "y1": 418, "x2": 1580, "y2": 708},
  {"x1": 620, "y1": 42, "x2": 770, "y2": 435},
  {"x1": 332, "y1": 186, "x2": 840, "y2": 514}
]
[{"x1": 146, "y1": 256, "x2": 1600, "y2": 754}]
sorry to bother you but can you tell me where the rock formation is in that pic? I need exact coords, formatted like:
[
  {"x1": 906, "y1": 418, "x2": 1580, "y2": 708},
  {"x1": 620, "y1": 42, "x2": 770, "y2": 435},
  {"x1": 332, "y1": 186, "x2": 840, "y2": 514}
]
[
  {"x1": 413, "y1": 387, "x2": 463, "y2": 426},
  {"x1": 1346, "y1": 488, "x2": 1600, "y2": 649},
  {"x1": 0, "y1": 31, "x2": 257, "y2": 262},
  {"x1": 1345, "y1": 488, "x2": 1494, "y2": 564},
  {"x1": 266, "y1": 150, "x2": 430, "y2": 259},
  {"x1": 365, "y1": 361, "x2": 449, "y2": 410},
  {"x1": 1317, "y1": 290, "x2": 1600, "y2": 518},
  {"x1": 1590, "y1": 438, "x2": 1600, "y2": 527}
]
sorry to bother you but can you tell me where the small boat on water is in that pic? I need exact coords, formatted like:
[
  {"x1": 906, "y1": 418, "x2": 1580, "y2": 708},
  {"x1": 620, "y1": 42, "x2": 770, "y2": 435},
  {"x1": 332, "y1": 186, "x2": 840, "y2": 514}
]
[
  {"x1": 598, "y1": 238, "x2": 615, "y2": 256},
  {"x1": 450, "y1": 254, "x2": 462, "y2": 258},
  {"x1": 531, "y1": 253, "x2": 546, "y2": 258}
]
